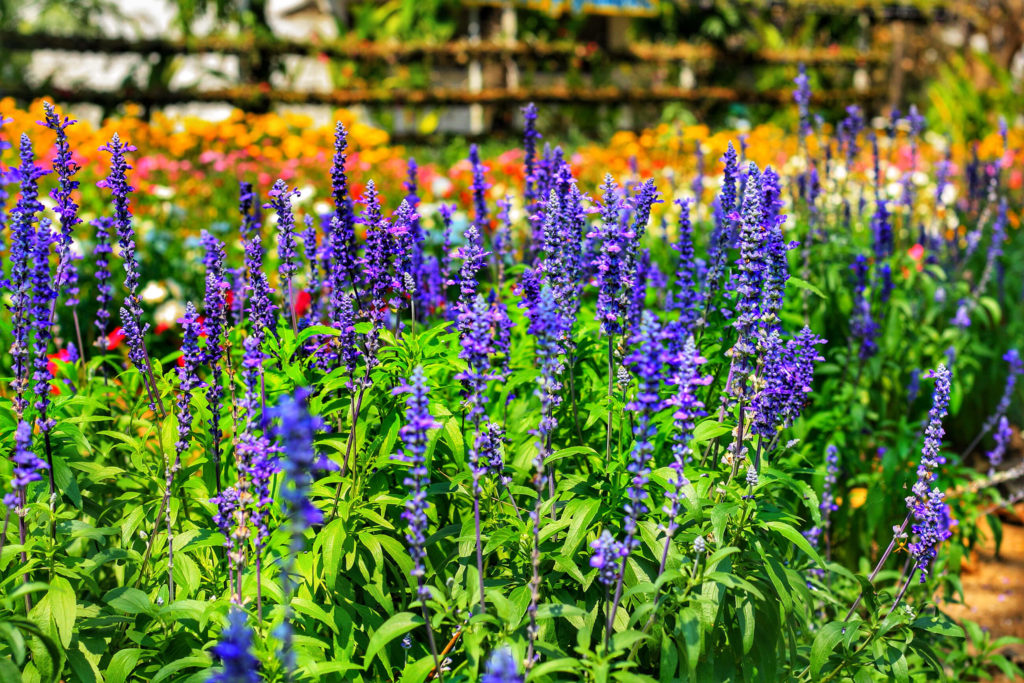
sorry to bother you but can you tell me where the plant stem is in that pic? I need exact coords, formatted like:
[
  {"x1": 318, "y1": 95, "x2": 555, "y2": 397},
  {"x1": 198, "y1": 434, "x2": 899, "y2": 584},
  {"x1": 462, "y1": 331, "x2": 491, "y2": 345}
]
[
  {"x1": 844, "y1": 512, "x2": 911, "y2": 621},
  {"x1": 567, "y1": 360, "x2": 585, "y2": 446},
  {"x1": 18, "y1": 491, "x2": 31, "y2": 612},
  {"x1": 885, "y1": 566, "x2": 918, "y2": 619},
  {"x1": 256, "y1": 541, "x2": 264, "y2": 622},
  {"x1": 605, "y1": 335, "x2": 614, "y2": 464},
  {"x1": 607, "y1": 532, "x2": 634, "y2": 645},
  {"x1": 286, "y1": 278, "x2": 298, "y2": 338},
  {"x1": 473, "y1": 490, "x2": 486, "y2": 614},
  {"x1": 42, "y1": 428, "x2": 57, "y2": 541},
  {"x1": 0, "y1": 509, "x2": 9, "y2": 557},
  {"x1": 419, "y1": 591, "x2": 443, "y2": 683}
]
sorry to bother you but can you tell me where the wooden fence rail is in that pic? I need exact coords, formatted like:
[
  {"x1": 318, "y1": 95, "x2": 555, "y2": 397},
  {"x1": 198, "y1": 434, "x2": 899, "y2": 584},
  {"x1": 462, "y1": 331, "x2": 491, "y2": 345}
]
[
  {"x1": 0, "y1": 30, "x2": 891, "y2": 67},
  {"x1": 0, "y1": 82, "x2": 888, "y2": 109}
]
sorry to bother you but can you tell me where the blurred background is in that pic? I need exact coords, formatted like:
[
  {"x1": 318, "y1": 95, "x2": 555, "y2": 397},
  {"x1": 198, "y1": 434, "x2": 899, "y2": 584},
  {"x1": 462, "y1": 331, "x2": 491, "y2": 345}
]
[{"x1": 2, "y1": 0, "x2": 1023, "y2": 145}]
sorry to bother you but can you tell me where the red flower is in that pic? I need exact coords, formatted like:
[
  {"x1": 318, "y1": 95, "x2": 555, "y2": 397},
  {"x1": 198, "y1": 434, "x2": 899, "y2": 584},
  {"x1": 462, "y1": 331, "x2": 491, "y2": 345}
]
[
  {"x1": 107, "y1": 327, "x2": 127, "y2": 349},
  {"x1": 47, "y1": 348, "x2": 72, "y2": 376},
  {"x1": 294, "y1": 290, "x2": 312, "y2": 319}
]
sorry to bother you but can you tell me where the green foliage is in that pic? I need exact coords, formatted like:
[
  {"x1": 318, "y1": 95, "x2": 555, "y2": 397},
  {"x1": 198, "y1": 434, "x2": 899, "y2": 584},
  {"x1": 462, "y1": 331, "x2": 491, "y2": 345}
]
[{"x1": 1, "y1": 99, "x2": 1023, "y2": 682}]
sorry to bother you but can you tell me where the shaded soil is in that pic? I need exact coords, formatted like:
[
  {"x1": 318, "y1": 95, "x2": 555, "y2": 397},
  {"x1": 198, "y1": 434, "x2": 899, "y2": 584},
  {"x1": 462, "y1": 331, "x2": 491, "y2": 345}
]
[{"x1": 944, "y1": 503, "x2": 1024, "y2": 679}]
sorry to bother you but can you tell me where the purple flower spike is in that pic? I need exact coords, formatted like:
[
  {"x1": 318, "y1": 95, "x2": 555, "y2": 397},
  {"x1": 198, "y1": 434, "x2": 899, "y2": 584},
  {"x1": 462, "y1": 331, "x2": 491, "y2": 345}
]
[
  {"x1": 671, "y1": 198, "x2": 701, "y2": 336},
  {"x1": 274, "y1": 389, "x2": 327, "y2": 535},
  {"x1": 730, "y1": 163, "x2": 766, "y2": 392},
  {"x1": 986, "y1": 416, "x2": 1011, "y2": 471},
  {"x1": 589, "y1": 175, "x2": 627, "y2": 336},
  {"x1": 99, "y1": 134, "x2": 142, "y2": 310},
  {"x1": 522, "y1": 103, "x2": 542, "y2": 215},
  {"x1": 91, "y1": 218, "x2": 114, "y2": 351},
  {"x1": 982, "y1": 350, "x2": 1022, "y2": 435},
  {"x1": 793, "y1": 64, "x2": 812, "y2": 139},
  {"x1": 300, "y1": 215, "x2": 322, "y2": 325},
  {"x1": 329, "y1": 122, "x2": 357, "y2": 299},
  {"x1": 175, "y1": 303, "x2": 203, "y2": 459},
  {"x1": 850, "y1": 255, "x2": 879, "y2": 361},
  {"x1": 659, "y1": 336, "x2": 708, "y2": 573},
  {"x1": 9, "y1": 135, "x2": 47, "y2": 418},
  {"x1": 393, "y1": 366, "x2": 439, "y2": 600},
  {"x1": 482, "y1": 647, "x2": 523, "y2": 683},
  {"x1": 3, "y1": 420, "x2": 48, "y2": 507},
  {"x1": 904, "y1": 365, "x2": 955, "y2": 582},
  {"x1": 201, "y1": 231, "x2": 229, "y2": 475},
  {"x1": 622, "y1": 311, "x2": 667, "y2": 536},
  {"x1": 40, "y1": 103, "x2": 81, "y2": 292},
  {"x1": 265, "y1": 179, "x2": 301, "y2": 327},
  {"x1": 30, "y1": 222, "x2": 57, "y2": 432},
  {"x1": 590, "y1": 530, "x2": 627, "y2": 587},
  {"x1": 207, "y1": 608, "x2": 260, "y2": 683},
  {"x1": 243, "y1": 204, "x2": 277, "y2": 341},
  {"x1": 916, "y1": 365, "x2": 952, "y2": 490},
  {"x1": 469, "y1": 144, "x2": 491, "y2": 236}
]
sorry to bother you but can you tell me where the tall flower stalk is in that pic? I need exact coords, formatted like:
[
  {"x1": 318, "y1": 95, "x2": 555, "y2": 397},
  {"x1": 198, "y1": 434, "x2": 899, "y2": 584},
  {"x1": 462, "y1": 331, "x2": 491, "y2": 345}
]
[
  {"x1": 100, "y1": 134, "x2": 164, "y2": 417},
  {"x1": 525, "y1": 286, "x2": 564, "y2": 666},
  {"x1": 606, "y1": 312, "x2": 665, "y2": 638},
  {"x1": 589, "y1": 175, "x2": 627, "y2": 463},
  {"x1": 166, "y1": 302, "x2": 203, "y2": 601},
  {"x1": 202, "y1": 231, "x2": 229, "y2": 491},
  {"x1": 960, "y1": 348, "x2": 1020, "y2": 458},
  {"x1": 267, "y1": 179, "x2": 301, "y2": 336},
  {"x1": 207, "y1": 608, "x2": 260, "y2": 683},
  {"x1": 272, "y1": 389, "x2": 326, "y2": 681},
  {"x1": 846, "y1": 365, "x2": 952, "y2": 620},
  {"x1": 393, "y1": 366, "x2": 443, "y2": 681},
  {"x1": 659, "y1": 337, "x2": 706, "y2": 576},
  {"x1": 30, "y1": 220, "x2": 59, "y2": 532},
  {"x1": 10, "y1": 134, "x2": 47, "y2": 420},
  {"x1": 457, "y1": 294, "x2": 496, "y2": 614},
  {"x1": 40, "y1": 103, "x2": 86, "y2": 359}
]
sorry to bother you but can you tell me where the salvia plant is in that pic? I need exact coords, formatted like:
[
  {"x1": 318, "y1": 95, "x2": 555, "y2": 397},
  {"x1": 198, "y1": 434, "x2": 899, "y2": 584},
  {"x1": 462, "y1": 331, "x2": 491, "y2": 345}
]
[{"x1": 0, "y1": 82, "x2": 1022, "y2": 683}]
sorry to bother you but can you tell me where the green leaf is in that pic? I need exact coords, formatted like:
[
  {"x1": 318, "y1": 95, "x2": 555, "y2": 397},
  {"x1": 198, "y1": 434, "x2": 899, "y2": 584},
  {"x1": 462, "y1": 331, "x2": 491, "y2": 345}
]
[
  {"x1": 396, "y1": 654, "x2": 436, "y2": 683},
  {"x1": 364, "y1": 612, "x2": 423, "y2": 670},
  {"x1": 788, "y1": 276, "x2": 826, "y2": 299},
  {"x1": 151, "y1": 655, "x2": 208, "y2": 683},
  {"x1": 608, "y1": 630, "x2": 649, "y2": 653},
  {"x1": 47, "y1": 577, "x2": 75, "y2": 649},
  {"x1": 810, "y1": 621, "x2": 845, "y2": 677},
  {"x1": 104, "y1": 587, "x2": 152, "y2": 615},
  {"x1": 737, "y1": 597, "x2": 755, "y2": 655},
  {"x1": 911, "y1": 614, "x2": 964, "y2": 639},
  {"x1": 298, "y1": 324, "x2": 340, "y2": 345},
  {"x1": 692, "y1": 419, "x2": 732, "y2": 444},
  {"x1": 534, "y1": 603, "x2": 586, "y2": 620},
  {"x1": 679, "y1": 607, "x2": 701, "y2": 676},
  {"x1": 0, "y1": 658, "x2": 21, "y2": 683},
  {"x1": 530, "y1": 658, "x2": 582, "y2": 677},
  {"x1": 547, "y1": 446, "x2": 597, "y2": 465},
  {"x1": 562, "y1": 499, "x2": 600, "y2": 557},
  {"x1": 764, "y1": 520, "x2": 825, "y2": 569}
]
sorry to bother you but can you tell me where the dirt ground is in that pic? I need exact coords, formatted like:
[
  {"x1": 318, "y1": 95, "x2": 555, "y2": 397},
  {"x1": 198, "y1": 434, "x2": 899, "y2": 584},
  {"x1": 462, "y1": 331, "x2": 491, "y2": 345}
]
[{"x1": 943, "y1": 503, "x2": 1024, "y2": 680}]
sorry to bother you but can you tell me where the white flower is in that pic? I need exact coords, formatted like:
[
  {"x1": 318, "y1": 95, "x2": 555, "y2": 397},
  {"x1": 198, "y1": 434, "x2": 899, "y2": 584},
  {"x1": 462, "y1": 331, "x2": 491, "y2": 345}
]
[
  {"x1": 155, "y1": 300, "x2": 185, "y2": 329},
  {"x1": 431, "y1": 175, "x2": 452, "y2": 197},
  {"x1": 140, "y1": 281, "x2": 168, "y2": 304},
  {"x1": 941, "y1": 183, "x2": 957, "y2": 206}
]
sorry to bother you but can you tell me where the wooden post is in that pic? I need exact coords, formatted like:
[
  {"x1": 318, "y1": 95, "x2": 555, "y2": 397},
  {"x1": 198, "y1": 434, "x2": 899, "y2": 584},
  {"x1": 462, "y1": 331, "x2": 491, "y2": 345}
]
[
  {"x1": 887, "y1": 20, "x2": 906, "y2": 111},
  {"x1": 502, "y1": 1, "x2": 519, "y2": 91},
  {"x1": 468, "y1": 6, "x2": 484, "y2": 135}
]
